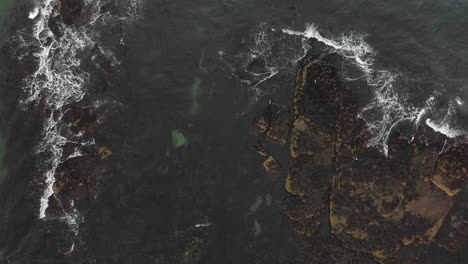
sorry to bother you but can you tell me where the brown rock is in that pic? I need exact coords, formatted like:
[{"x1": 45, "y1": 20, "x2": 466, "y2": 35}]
[
  {"x1": 255, "y1": 103, "x2": 289, "y2": 144},
  {"x1": 431, "y1": 138, "x2": 468, "y2": 196},
  {"x1": 98, "y1": 146, "x2": 112, "y2": 160},
  {"x1": 253, "y1": 51, "x2": 466, "y2": 263},
  {"x1": 262, "y1": 155, "x2": 280, "y2": 173}
]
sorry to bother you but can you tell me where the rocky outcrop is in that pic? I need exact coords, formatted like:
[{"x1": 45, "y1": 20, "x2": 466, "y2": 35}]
[
  {"x1": 255, "y1": 103, "x2": 289, "y2": 144},
  {"x1": 48, "y1": 0, "x2": 87, "y2": 37},
  {"x1": 432, "y1": 139, "x2": 468, "y2": 196},
  {"x1": 52, "y1": 103, "x2": 113, "y2": 201},
  {"x1": 255, "y1": 51, "x2": 468, "y2": 263},
  {"x1": 53, "y1": 151, "x2": 102, "y2": 200},
  {"x1": 57, "y1": 0, "x2": 84, "y2": 26}
]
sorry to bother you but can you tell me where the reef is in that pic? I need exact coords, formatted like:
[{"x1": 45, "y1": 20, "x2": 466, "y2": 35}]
[
  {"x1": 255, "y1": 50, "x2": 468, "y2": 263},
  {"x1": 53, "y1": 104, "x2": 113, "y2": 202},
  {"x1": 43, "y1": 0, "x2": 120, "y2": 210}
]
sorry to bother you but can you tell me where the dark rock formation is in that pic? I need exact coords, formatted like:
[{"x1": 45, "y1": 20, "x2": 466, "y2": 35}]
[
  {"x1": 57, "y1": 0, "x2": 84, "y2": 26},
  {"x1": 48, "y1": 0, "x2": 88, "y2": 37},
  {"x1": 432, "y1": 138, "x2": 468, "y2": 196},
  {"x1": 65, "y1": 105, "x2": 99, "y2": 133},
  {"x1": 255, "y1": 103, "x2": 289, "y2": 144},
  {"x1": 53, "y1": 154, "x2": 98, "y2": 200},
  {"x1": 52, "y1": 104, "x2": 113, "y2": 201},
  {"x1": 255, "y1": 51, "x2": 468, "y2": 263}
]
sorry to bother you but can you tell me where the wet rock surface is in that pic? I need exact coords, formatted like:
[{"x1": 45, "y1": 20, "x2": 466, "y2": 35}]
[
  {"x1": 53, "y1": 144, "x2": 112, "y2": 201},
  {"x1": 57, "y1": 0, "x2": 84, "y2": 26},
  {"x1": 255, "y1": 50, "x2": 468, "y2": 263}
]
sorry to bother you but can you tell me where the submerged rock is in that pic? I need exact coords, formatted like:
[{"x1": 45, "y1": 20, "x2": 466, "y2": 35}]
[{"x1": 57, "y1": 0, "x2": 84, "y2": 26}]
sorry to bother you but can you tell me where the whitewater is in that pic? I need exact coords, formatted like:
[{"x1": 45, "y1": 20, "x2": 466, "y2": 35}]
[
  {"x1": 224, "y1": 22, "x2": 468, "y2": 155},
  {"x1": 13, "y1": 0, "x2": 145, "y2": 254}
]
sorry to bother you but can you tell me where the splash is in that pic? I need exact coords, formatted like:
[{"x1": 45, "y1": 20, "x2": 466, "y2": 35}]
[
  {"x1": 14, "y1": 0, "x2": 145, "y2": 254},
  {"x1": 426, "y1": 100, "x2": 468, "y2": 138},
  {"x1": 223, "y1": 22, "x2": 420, "y2": 154},
  {"x1": 20, "y1": 0, "x2": 94, "y2": 220},
  {"x1": 283, "y1": 23, "x2": 425, "y2": 155},
  {"x1": 219, "y1": 23, "x2": 310, "y2": 102},
  {"x1": 28, "y1": 7, "x2": 39, "y2": 19},
  {"x1": 283, "y1": 24, "x2": 375, "y2": 73}
]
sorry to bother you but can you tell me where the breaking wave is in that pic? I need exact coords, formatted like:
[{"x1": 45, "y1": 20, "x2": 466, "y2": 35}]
[
  {"x1": 219, "y1": 23, "x2": 311, "y2": 102},
  {"x1": 426, "y1": 98, "x2": 468, "y2": 138},
  {"x1": 282, "y1": 24, "x2": 426, "y2": 155},
  {"x1": 13, "y1": 0, "x2": 145, "y2": 254},
  {"x1": 226, "y1": 22, "x2": 468, "y2": 155}
]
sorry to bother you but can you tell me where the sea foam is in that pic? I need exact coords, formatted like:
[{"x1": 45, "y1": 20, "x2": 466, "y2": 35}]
[
  {"x1": 228, "y1": 22, "x2": 467, "y2": 155},
  {"x1": 282, "y1": 24, "x2": 427, "y2": 155},
  {"x1": 219, "y1": 23, "x2": 311, "y2": 102},
  {"x1": 21, "y1": 0, "x2": 101, "y2": 220},
  {"x1": 425, "y1": 100, "x2": 468, "y2": 138},
  {"x1": 15, "y1": 0, "x2": 145, "y2": 253}
]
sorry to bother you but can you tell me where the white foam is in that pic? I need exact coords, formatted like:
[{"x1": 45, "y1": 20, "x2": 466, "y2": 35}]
[
  {"x1": 283, "y1": 24, "x2": 425, "y2": 155},
  {"x1": 219, "y1": 23, "x2": 311, "y2": 103},
  {"x1": 194, "y1": 223, "x2": 211, "y2": 228},
  {"x1": 415, "y1": 108, "x2": 427, "y2": 125},
  {"x1": 28, "y1": 8, "x2": 39, "y2": 20},
  {"x1": 64, "y1": 243, "x2": 75, "y2": 255},
  {"x1": 225, "y1": 23, "x2": 468, "y2": 155},
  {"x1": 425, "y1": 101, "x2": 468, "y2": 138},
  {"x1": 15, "y1": 0, "x2": 145, "y2": 253},
  {"x1": 22, "y1": 1, "x2": 95, "y2": 220},
  {"x1": 19, "y1": 0, "x2": 144, "y2": 220},
  {"x1": 426, "y1": 118, "x2": 466, "y2": 138},
  {"x1": 283, "y1": 24, "x2": 374, "y2": 73},
  {"x1": 222, "y1": 24, "x2": 280, "y2": 89}
]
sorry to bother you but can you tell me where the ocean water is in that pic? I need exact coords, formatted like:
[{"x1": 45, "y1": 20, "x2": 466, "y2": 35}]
[
  {"x1": 0, "y1": 0, "x2": 14, "y2": 41},
  {"x1": 0, "y1": 0, "x2": 467, "y2": 263},
  {"x1": 0, "y1": 0, "x2": 13, "y2": 184}
]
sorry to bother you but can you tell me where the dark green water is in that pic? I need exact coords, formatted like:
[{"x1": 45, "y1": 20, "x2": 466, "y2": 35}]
[
  {"x1": 0, "y1": 0, "x2": 468, "y2": 263},
  {"x1": 0, "y1": 0, "x2": 13, "y2": 185},
  {"x1": 0, "y1": 0, "x2": 13, "y2": 42}
]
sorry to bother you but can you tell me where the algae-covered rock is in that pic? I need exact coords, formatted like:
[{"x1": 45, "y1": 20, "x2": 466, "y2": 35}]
[
  {"x1": 262, "y1": 155, "x2": 281, "y2": 173},
  {"x1": 432, "y1": 138, "x2": 468, "y2": 196},
  {"x1": 53, "y1": 154, "x2": 102, "y2": 200},
  {"x1": 98, "y1": 146, "x2": 112, "y2": 160},
  {"x1": 255, "y1": 102, "x2": 289, "y2": 144},
  {"x1": 253, "y1": 49, "x2": 468, "y2": 263}
]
